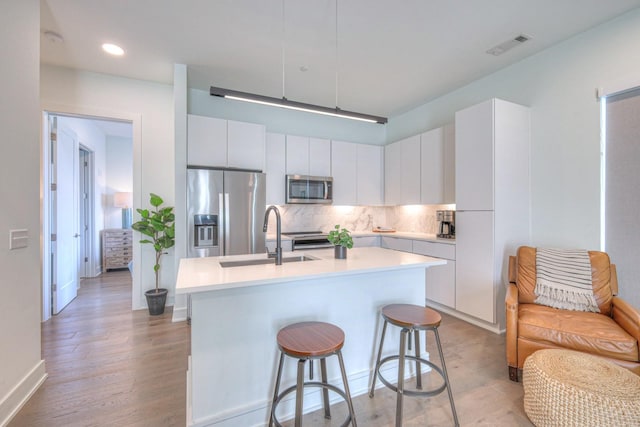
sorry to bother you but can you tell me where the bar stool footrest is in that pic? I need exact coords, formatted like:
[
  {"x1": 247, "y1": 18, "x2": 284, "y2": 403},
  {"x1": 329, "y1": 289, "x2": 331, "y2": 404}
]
[
  {"x1": 271, "y1": 381, "x2": 354, "y2": 427},
  {"x1": 375, "y1": 354, "x2": 447, "y2": 397}
]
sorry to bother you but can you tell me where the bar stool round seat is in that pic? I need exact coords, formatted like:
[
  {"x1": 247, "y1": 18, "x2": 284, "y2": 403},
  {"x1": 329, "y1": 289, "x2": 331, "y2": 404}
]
[
  {"x1": 270, "y1": 321, "x2": 357, "y2": 427},
  {"x1": 370, "y1": 304, "x2": 459, "y2": 427}
]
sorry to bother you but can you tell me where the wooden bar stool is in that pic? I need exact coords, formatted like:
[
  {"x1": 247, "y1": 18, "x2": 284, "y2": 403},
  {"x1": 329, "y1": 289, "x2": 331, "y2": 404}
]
[
  {"x1": 269, "y1": 321, "x2": 357, "y2": 427},
  {"x1": 369, "y1": 304, "x2": 458, "y2": 427}
]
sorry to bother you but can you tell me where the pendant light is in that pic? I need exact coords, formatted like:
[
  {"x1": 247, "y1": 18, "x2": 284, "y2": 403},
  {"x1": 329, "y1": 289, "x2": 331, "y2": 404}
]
[{"x1": 211, "y1": 0, "x2": 387, "y2": 124}]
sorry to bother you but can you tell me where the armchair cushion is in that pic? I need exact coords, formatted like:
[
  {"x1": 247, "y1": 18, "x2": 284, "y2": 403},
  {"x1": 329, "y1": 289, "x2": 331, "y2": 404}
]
[{"x1": 518, "y1": 304, "x2": 638, "y2": 362}]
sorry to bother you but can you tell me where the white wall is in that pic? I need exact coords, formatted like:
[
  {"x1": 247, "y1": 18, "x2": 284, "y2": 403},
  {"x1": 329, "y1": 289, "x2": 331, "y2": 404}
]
[
  {"x1": 57, "y1": 116, "x2": 107, "y2": 276},
  {"x1": 0, "y1": 1, "x2": 47, "y2": 424},
  {"x1": 388, "y1": 9, "x2": 640, "y2": 256},
  {"x1": 105, "y1": 135, "x2": 133, "y2": 229},
  {"x1": 40, "y1": 65, "x2": 175, "y2": 311}
]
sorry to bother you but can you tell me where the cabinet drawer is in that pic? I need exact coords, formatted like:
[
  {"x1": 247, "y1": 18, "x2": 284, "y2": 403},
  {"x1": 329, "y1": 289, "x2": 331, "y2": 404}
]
[
  {"x1": 412, "y1": 240, "x2": 455, "y2": 260},
  {"x1": 105, "y1": 246, "x2": 131, "y2": 256},
  {"x1": 380, "y1": 237, "x2": 413, "y2": 252},
  {"x1": 352, "y1": 236, "x2": 379, "y2": 248}
]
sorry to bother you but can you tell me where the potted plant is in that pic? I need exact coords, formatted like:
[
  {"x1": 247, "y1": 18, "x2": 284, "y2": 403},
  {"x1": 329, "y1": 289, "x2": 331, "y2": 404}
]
[
  {"x1": 327, "y1": 224, "x2": 353, "y2": 259},
  {"x1": 132, "y1": 193, "x2": 175, "y2": 315}
]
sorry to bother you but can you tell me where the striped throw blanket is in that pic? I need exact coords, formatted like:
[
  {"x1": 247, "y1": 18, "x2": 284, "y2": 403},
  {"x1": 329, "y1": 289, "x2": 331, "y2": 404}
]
[{"x1": 534, "y1": 248, "x2": 600, "y2": 312}]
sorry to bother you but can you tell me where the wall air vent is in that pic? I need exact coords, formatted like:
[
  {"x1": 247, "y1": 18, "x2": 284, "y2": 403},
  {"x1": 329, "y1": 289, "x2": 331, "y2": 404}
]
[{"x1": 486, "y1": 34, "x2": 531, "y2": 56}]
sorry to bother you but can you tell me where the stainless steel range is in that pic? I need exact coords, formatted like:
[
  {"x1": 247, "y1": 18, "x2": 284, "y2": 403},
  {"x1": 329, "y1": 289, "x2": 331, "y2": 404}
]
[{"x1": 282, "y1": 231, "x2": 332, "y2": 250}]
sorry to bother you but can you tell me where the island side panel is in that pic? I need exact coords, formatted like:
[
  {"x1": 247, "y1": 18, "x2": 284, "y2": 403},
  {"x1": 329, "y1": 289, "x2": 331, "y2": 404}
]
[{"x1": 188, "y1": 267, "x2": 426, "y2": 426}]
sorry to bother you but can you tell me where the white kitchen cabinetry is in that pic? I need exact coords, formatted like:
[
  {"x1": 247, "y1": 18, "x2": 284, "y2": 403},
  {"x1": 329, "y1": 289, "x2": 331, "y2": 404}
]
[
  {"x1": 227, "y1": 120, "x2": 266, "y2": 171},
  {"x1": 401, "y1": 135, "x2": 422, "y2": 205},
  {"x1": 443, "y1": 123, "x2": 455, "y2": 204},
  {"x1": 384, "y1": 142, "x2": 401, "y2": 205},
  {"x1": 385, "y1": 134, "x2": 423, "y2": 205},
  {"x1": 331, "y1": 140, "x2": 358, "y2": 205},
  {"x1": 413, "y1": 240, "x2": 456, "y2": 309},
  {"x1": 420, "y1": 127, "x2": 444, "y2": 204},
  {"x1": 286, "y1": 135, "x2": 331, "y2": 176},
  {"x1": 455, "y1": 98, "x2": 530, "y2": 327},
  {"x1": 356, "y1": 144, "x2": 383, "y2": 205},
  {"x1": 187, "y1": 114, "x2": 227, "y2": 167},
  {"x1": 265, "y1": 132, "x2": 286, "y2": 205},
  {"x1": 352, "y1": 236, "x2": 380, "y2": 247},
  {"x1": 380, "y1": 236, "x2": 413, "y2": 252},
  {"x1": 187, "y1": 115, "x2": 265, "y2": 170}
]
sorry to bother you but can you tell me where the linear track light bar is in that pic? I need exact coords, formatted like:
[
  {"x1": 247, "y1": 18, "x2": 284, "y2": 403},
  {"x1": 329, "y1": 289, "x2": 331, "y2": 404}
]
[{"x1": 210, "y1": 86, "x2": 387, "y2": 124}]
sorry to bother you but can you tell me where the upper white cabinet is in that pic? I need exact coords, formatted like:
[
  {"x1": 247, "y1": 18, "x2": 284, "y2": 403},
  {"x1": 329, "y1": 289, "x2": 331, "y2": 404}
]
[
  {"x1": 331, "y1": 140, "x2": 358, "y2": 205},
  {"x1": 420, "y1": 127, "x2": 444, "y2": 204},
  {"x1": 443, "y1": 123, "x2": 455, "y2": 204},
  {"x1": 265, "y1": 132, "x2": 286, "y2": 205},
  {"x1": 309, "y1": 138, "x2": 331, "y2": 176},
  {"x1": 227, "y1": 120, "x2": 266, "y2": 171},
  {"x1": 356, "y1": 144, "x2": 383, "y2": 205},
  {"x1": 286, "y1": 135, "x2": 331, "y2": 177},
  {"x1": 187, "y1": 114, "x2": 227, "y2": 167},
  {"x1": 187, "y1": 114, "x2": 265, "y2": 171},
  {"x1": 384, "y1": 142, "x2": 401, "y2": 205},
  {"x1": 385, "y1": 134, "x2": 421, "y2": 205}
]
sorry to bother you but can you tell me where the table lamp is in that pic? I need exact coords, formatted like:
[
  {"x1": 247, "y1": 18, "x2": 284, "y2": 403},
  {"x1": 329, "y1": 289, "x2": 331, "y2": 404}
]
[{"x1": 114, "y1": 192, "x2": 133, "y2": 229}]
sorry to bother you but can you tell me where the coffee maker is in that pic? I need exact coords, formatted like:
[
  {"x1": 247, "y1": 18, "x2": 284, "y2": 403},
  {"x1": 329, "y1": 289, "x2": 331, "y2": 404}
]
[{"x1": 436, "y1": 210, "x2": 455, "y2": 239}]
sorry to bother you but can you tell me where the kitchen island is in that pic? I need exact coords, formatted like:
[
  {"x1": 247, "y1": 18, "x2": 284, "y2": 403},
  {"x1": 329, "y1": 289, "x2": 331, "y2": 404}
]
[{"x1": 176, "y1": 247, "x2": 445, "y2": 427}]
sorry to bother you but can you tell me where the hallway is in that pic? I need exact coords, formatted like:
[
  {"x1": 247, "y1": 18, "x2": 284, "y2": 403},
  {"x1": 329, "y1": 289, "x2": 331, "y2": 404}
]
[{"x1": 9, "y1": 271, "x2": 190, "y2": 427}]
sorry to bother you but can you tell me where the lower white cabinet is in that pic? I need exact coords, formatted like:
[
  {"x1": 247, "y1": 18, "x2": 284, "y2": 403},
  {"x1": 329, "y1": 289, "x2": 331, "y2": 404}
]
[
  {"x1": 380, "y1": 236, "x2": 413, "y2": 252},
  {"x1": 352, "y1": 236, "x2": 379, "y2": 247},
  {"x1": 412, "y1": 240, "x2": 456, "y2": 309}
]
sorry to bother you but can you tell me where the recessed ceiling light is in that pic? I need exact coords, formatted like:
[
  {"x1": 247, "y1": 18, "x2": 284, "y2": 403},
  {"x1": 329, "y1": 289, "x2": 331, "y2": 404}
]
[{"x1": 102, "y1": 43, "x2": 124, "y2": 56}]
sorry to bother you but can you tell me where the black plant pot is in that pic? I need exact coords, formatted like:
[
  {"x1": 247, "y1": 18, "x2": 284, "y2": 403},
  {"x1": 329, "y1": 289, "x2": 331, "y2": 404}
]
[
  {"x1": 145, "y1": 288, "x2": 168, "y2": 315},
  {"x1": 334, "y1": 245, "x2": 347, "y2": 259}
]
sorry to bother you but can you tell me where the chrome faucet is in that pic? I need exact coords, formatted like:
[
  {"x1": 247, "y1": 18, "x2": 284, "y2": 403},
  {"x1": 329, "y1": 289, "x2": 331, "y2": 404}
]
[{"x1": 263, "y1": 205, "x2": 282, "y2": 265}]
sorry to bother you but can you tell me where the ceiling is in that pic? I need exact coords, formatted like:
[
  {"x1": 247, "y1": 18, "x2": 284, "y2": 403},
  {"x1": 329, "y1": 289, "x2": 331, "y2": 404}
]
[{"x1": 40, "y1": 0, "x2": 640, "y2": 119}]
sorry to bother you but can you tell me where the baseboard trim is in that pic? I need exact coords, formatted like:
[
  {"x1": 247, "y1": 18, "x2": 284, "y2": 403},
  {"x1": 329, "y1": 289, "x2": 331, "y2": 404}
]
[
  {"x1": 426, "y1": 300, "x2": 504, "y2": 334},
  {"x1": 0, "y1": 360, "x2": 47, "y2": 426},
  {"x1": 172, "y1": 306, "x2": 188, "y2": 323}
]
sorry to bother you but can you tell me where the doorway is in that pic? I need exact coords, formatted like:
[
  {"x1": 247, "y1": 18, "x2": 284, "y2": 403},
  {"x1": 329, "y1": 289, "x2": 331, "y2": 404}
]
[{"x1": 42, "y1": 111, "x2": 134, "y2": 320}]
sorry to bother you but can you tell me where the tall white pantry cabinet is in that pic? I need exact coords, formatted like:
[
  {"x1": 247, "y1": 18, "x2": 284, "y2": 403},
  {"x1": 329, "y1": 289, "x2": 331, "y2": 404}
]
[{"x1": 454, "y1": 98, "x2": 531, "y2": 329}]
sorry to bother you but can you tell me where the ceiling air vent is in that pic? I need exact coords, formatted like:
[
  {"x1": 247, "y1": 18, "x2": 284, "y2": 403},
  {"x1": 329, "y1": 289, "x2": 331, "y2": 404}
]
[{"x1": 486, "y1": 34, "x2": 531, "y2": 56}]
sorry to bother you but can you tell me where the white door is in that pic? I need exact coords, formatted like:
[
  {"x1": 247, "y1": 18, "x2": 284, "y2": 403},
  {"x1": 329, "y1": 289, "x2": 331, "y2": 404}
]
[{"x1": 51, "y1": 120, "x2": 79, "y2": 314}]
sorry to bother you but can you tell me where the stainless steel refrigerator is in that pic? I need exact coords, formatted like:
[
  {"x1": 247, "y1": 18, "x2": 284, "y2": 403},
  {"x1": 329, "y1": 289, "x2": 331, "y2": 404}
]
[{"x1": 187, "y1": 167, "x2": 266, "y2": 258}]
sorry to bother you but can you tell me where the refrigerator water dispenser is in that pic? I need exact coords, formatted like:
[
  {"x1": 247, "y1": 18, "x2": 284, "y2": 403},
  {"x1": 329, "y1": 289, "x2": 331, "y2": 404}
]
[{"x1": 194, "y1": 214, "x2": 218, "y2": 247}]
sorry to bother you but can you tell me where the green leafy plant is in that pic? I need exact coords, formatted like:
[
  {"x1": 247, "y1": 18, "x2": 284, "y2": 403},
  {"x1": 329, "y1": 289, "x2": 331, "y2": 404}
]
[
  {"x1": 132, "y1": 193, "x2": 175, "y2": 292},
  {"x1": 327, "y1": 224, "x2": 353, "y2": 248}
]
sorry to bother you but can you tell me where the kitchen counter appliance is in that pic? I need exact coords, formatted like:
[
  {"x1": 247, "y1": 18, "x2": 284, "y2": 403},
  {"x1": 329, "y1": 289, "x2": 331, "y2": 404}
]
[
  {"x1": 437, "y1": 210, "x2": 455, "y2": 239},
  {"x1": 282, "y1": 231, "x2": 333, "y2": 250}
]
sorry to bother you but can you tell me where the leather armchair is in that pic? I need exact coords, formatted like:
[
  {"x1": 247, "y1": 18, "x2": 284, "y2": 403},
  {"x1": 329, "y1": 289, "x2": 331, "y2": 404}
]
[{"x1": 506, "y1": 246, "x2": 640, "y2": 381}]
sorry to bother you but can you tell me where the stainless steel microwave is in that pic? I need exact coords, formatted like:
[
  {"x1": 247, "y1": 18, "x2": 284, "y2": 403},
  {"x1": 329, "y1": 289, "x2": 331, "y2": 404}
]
[{"x1": 285, "y1": 175, "x2": 333, "y2": 204}]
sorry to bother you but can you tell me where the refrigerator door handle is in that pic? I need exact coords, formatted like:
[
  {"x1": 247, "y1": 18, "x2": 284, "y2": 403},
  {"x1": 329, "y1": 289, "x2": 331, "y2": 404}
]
[
  {"x1": 218, "y1": 193, "x2": 224, "y2": 253},
  {"x1": 224, "y1": 193, "x2": 230, "y2": 255}
]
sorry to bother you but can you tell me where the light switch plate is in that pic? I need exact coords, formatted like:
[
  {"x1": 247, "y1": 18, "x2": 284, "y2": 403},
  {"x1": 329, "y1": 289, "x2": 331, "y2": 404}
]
[{"x1": 10, "y1": 229, "x2": 28, "y2": 249}]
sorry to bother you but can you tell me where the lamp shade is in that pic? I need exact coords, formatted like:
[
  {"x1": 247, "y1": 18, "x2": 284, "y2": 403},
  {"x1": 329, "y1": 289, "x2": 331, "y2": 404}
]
[{"x1": 114, "y1": 192, "x2": 133, "y2": 208}]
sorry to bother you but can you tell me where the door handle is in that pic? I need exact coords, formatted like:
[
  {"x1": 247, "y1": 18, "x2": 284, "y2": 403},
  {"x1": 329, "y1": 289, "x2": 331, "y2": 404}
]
[{"x1": 74, "y1": 233, "x2": 80, "y2": 238}]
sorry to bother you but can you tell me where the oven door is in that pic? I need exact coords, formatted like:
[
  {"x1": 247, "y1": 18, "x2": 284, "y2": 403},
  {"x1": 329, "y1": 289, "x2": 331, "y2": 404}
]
[{"x1": 286, "y1": 175, "x2": 333, "y2": 204}]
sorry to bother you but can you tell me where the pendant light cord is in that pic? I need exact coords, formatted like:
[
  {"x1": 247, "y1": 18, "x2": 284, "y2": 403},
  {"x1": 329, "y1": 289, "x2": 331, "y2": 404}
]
[
  {"x1": 335, "y1": 0, "x2": 339, "y2": 109},
  {"x1": 282, "y1": 0, "x2": 286, "y2": 100}
]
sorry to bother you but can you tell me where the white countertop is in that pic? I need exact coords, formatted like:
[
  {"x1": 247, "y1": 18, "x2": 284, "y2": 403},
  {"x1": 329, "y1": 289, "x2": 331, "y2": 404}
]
[{"x1": 176, "y1": 246, "x2": 446, "y2": 294}]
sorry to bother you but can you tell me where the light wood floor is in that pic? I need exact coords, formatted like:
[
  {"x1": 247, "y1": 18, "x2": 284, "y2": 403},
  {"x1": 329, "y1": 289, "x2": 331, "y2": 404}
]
[
  {"x1": 9, "y1": 271, "x2": 532, "y2": 426},
  {"x1": 9, "y1": 270, "x2": 190, "y2": 427}
]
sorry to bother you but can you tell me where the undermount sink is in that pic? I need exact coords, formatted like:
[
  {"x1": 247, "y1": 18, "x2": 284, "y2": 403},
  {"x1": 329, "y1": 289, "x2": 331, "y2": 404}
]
[{"x1": 219, "y1": 255, "x2": 319, "y2": 268}]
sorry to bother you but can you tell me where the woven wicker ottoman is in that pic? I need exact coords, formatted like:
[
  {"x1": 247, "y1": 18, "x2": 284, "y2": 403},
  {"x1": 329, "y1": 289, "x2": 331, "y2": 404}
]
[{"x1": 523, "y1": 349, "x2": 640, "y2": 426}]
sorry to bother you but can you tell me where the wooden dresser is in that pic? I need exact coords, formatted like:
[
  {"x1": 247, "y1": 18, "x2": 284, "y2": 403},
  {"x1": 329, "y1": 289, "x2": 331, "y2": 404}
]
[{"x1": 102, "y1": 228, "x2": 133, "y2": 271}]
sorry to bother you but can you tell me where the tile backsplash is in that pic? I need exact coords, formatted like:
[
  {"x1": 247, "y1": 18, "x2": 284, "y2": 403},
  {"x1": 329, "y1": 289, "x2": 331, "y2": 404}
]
[{"x1": 266, "y1": 204, "x2": 453, "y2": 234}]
